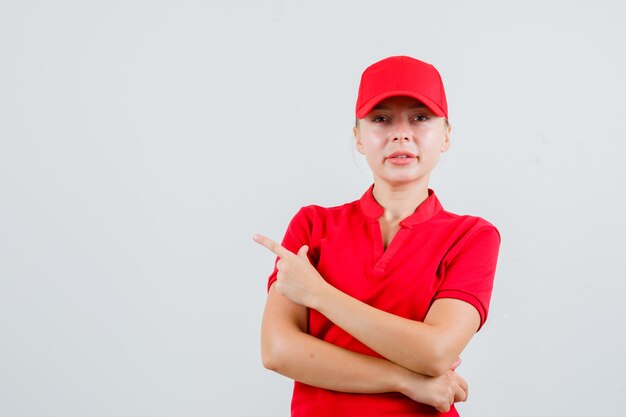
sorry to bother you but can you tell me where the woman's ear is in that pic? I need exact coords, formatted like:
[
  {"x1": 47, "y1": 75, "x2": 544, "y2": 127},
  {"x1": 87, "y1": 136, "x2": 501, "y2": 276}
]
[
  {"x1": 441, "y1": 124, "x2": 451, "y2": 153},
  {"x1": 353, "y1": 126, "x2": 365, "y2": 154}
]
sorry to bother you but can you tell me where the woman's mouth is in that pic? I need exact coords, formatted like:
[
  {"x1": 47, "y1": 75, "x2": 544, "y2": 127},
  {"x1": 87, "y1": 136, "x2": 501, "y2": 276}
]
[{"x1": 387, "y1": 151, "x2": 417, "y2": 165}]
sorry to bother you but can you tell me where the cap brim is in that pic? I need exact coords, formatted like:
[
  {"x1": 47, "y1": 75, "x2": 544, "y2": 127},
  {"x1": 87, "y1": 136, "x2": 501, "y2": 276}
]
[{"x1": 356, "y1": 90, "x2": 446, "y2": 119}]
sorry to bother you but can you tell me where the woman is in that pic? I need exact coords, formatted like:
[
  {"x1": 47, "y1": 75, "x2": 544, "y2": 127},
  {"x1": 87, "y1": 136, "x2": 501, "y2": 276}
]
[{"x1": 254, "y1": 55, "x2": 500, "y2": 416}]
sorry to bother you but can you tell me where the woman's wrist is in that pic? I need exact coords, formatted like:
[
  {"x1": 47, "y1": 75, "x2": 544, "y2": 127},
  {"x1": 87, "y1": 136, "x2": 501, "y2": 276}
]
[
  {"x1": 309, "y1": 279, "x2": 336, "y2": 312},
  {"x1": 392, "y1": 363, "x2": 422, "y2": 396}
]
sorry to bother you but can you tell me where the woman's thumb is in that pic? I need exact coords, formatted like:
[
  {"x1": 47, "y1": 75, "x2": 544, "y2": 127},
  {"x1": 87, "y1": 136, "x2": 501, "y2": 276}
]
[{"x1": 297, "y1": 245, "x2": 309, "y2": 257}]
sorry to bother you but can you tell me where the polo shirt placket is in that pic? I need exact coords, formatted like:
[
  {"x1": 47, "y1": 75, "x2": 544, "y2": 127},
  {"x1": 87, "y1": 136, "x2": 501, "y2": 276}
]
[{"x1": 359, "y1": 186, "x2": 443, "y2": 278}]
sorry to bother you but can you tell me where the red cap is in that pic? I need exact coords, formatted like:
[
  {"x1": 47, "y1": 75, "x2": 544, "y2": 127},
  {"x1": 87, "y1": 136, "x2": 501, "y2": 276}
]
[{"x1": 355, "y1": 56, "x2": 448, "y2": 119}]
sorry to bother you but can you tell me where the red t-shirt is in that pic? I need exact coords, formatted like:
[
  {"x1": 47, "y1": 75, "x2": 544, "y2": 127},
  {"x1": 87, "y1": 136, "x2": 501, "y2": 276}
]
[{"x1": 267, "y1": 185, "x2": 501, "y2": 417}]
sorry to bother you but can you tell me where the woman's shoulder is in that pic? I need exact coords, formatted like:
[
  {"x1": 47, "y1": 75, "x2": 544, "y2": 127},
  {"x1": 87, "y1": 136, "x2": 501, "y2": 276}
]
[
  {"x1": 283, "y1": 199, "x2": 361, "y2": 246},
  {"x1": 294, "y1": 197, "x2": 361, "y2": 222},
  {"x1": 434, "y1": 205, "x2": 500, "y2": 240}
]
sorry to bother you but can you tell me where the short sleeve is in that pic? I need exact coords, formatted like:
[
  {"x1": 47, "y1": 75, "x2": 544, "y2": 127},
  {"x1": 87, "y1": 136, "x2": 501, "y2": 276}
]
[
  {"x1": 434, "y1": 225, "x2": 501, "y2": 331},
  {"x1": 266, "y1": 207, "x2": 314, "y2": 291}
]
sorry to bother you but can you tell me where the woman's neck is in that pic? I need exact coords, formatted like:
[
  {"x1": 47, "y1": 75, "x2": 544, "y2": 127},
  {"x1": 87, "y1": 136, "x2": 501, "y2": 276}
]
[{"x1": 372, "y1": 182, "x2": 430, "y2": 223}]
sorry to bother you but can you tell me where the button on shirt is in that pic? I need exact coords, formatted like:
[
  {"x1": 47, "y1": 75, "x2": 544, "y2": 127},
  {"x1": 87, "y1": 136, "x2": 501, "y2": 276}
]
[{"x1": 267, "y1": 185, "x2": 501, "y2": 417}]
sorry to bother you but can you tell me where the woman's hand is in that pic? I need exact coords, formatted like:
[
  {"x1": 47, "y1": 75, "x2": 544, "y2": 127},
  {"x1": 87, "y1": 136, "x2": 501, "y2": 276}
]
[
  {"x1": 253, "y1": 234, "x2": 328, "y2": 309},
  {"x1": 399, "y1": 367, "x2": 468, "y2": 412}
]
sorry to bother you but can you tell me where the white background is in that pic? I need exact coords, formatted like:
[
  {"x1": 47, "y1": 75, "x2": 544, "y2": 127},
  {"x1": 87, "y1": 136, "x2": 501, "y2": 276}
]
[{"x1": 1, "y1": 1, "x2": 625, "y2": 416}]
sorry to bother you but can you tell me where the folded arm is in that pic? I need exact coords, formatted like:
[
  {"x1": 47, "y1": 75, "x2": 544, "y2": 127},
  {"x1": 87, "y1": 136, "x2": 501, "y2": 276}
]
[
  {"x1": 255, "y1": 234, "x2": 481, "y2": 377},
  {"x1": 261, "y1": 284, "x2": 468, "y2": 412},
  {"x1": 314, "y1": 288, "x2": 480, "y2": 377}
]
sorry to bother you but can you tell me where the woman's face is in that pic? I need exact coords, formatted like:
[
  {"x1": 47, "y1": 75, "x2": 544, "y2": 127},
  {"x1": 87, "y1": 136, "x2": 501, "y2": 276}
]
[{"x1": 353, "y1": 95, "x2": 450, "y2": 189}]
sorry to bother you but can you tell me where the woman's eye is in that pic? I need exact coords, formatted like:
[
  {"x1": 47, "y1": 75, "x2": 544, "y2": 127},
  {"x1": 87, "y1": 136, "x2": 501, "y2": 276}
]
[
  {"x1": 413, "y1": 115, "x2": 428, "y2": 122},
  {"x1": 372, "y1": 115, "x2": 388, "y2": 122}
]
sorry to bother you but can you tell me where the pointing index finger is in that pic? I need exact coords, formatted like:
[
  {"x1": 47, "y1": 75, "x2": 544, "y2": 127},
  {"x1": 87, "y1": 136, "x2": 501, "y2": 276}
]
[{"x1": 253, "y1": 234, "x2": 292, "y2": 258}]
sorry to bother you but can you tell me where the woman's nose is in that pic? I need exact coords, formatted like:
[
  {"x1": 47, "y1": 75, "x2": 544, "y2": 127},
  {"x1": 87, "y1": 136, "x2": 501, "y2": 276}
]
[
  {"x1": 391, "y1": 121, "x2": 412, "y2": 142},
  {"x1": 393, "y1": 133, "x2": 410, "y2": 142},
  {"x1": 392, "y1": 131, "x2": 411, "y2": 142}
]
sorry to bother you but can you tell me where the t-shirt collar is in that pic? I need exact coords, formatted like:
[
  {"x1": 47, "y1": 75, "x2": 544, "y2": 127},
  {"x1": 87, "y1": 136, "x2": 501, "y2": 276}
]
[{"x1": 358, "y1": 184, "x2": 443, "y2": 227}]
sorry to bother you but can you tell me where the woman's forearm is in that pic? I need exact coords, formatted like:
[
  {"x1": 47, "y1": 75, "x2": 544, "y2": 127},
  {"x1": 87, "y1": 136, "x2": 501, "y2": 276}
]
[
  {"x1": 262, "y1": 310, "x2": 467, "y2": 412},
  {"x1": 312, "y1": 285, "x2": 479, "y2": 376},
  {"x1": 263, "y1": 324, "x2": 410, "y2": 394},
  {"x1": 262, "y1": 285, "x2": 408, "y2": 394},
  {"x1": 261, "y1": 285, "x2": 457, "y2": 407}
]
